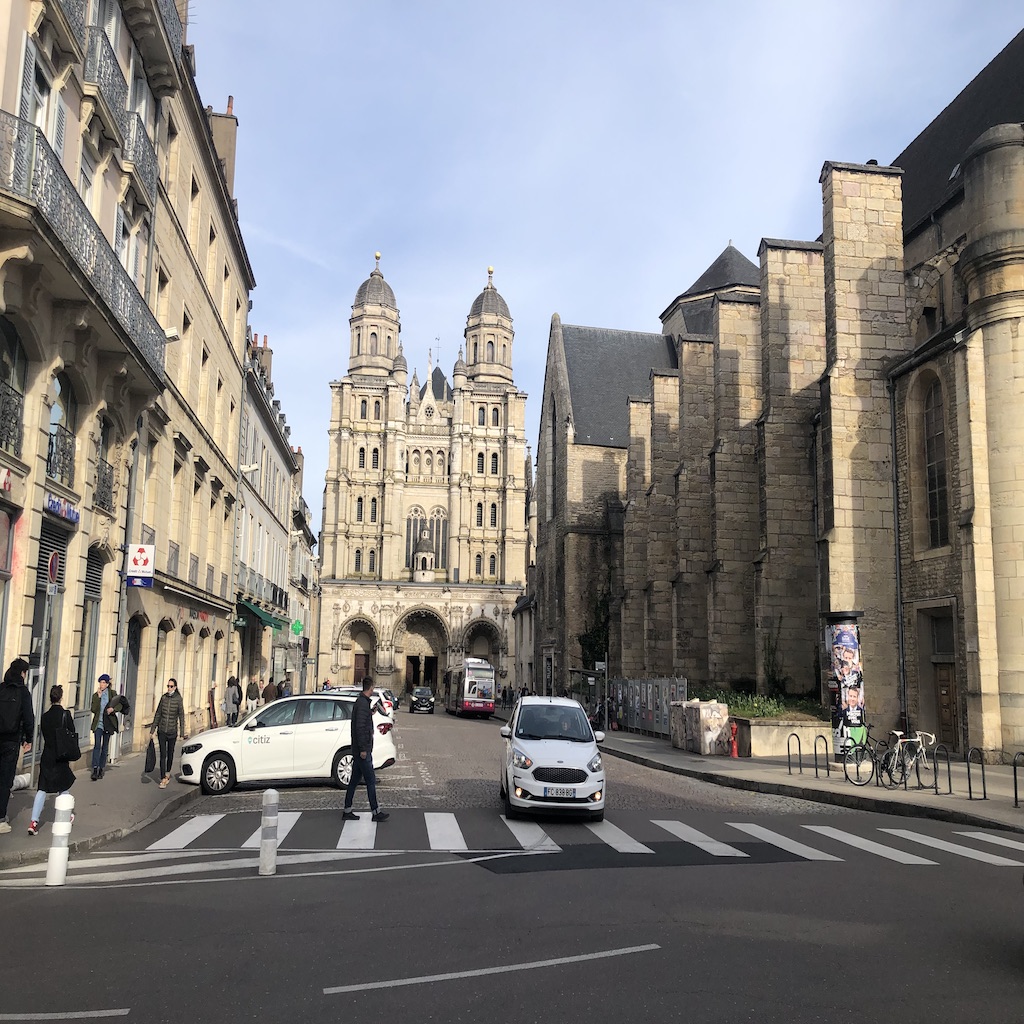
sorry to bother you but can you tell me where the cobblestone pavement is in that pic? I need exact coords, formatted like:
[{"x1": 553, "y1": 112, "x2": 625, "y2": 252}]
[{"x1": 179, "y1": 709, "x2": 856, "y2": 817}]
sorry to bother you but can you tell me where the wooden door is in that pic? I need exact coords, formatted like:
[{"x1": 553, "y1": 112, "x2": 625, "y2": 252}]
[
  {"x1": 353, "y1": 653, "x2": 368, "y2": 684},
  {"x1": 934, "y1": 663, "x2": 956, "y2": 748}
]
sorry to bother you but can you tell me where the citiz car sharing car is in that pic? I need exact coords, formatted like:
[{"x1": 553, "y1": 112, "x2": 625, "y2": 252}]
[
  {"x1": 500, "y1": 696, "x2": 606, "y2": 821},
  {"x1": 178, "y1": 693, "x2": 396, "y2": 794}
]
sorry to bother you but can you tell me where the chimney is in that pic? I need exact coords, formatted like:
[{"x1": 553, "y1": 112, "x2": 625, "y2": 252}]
[{"x1": 209, "y1": 95, "x2": 239, "y2": 197}]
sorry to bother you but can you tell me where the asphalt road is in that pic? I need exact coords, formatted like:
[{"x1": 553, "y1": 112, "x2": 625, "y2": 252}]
[{"x1": 2, "y1": 711, "x2": 1023, "y2": 1023}]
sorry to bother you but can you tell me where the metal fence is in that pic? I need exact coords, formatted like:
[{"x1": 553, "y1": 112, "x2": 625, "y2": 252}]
[{"x1": 608, "y1": 678, "x2": 688, "y2": 738}]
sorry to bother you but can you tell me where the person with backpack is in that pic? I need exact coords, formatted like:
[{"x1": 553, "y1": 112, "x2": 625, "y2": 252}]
[
  {"x1": 245, "y1": 678, "x2": 260, "y2": 714},
  {"x1": 0, "y1": 657, "x2": 33, "y2": 834},
  {"x1": 150, "y1": 678, "x2": 186, "y2": 789},
  {"x1": 27, "y1": 684, "x2": 76, "y2": 836},
  {"x1": 90, "y1": 673, "x2": 119, "y2": 781}
]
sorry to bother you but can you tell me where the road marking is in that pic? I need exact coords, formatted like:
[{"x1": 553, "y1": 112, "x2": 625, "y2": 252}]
[
  {"x1": 879, "y1": 829, "x2": 1024, "y2": 866},
  {"x1": 802, "y1": 826, "x2": 937, "y2": 864},
  {"x1": 323, "y1": 943, "x2": 661, "y2": 995},
  {"x1": 500, "y1": 816, "x2": 561, "y2": 852},
  {"x1": 0, "y1": 1009, "x2": 130, "y2": 1019},
  {"x1": 585, "y1": 820, "x2": 653, "y2": 854},
  {"x1": 337, "y1": 819, "x2": 377, "y2": 850},
  {"x1": 954, "y1": 831, "x2": 1024, "y2": 853},
  {"x1": 241, "y1": 811, "x2": 301, "y2": 849},
  {"x1": 727, "y1": 823, "x2": 842, "y2": 861},
  {"x1": 425, "y1": 812, "x2": 468, "y2": 851},
  {"x1": 146, "y1": 814, "x2": 225, "y2": 851},
  {"x1": 651, "y1": 820, "x2": 748, "y2": 857}
]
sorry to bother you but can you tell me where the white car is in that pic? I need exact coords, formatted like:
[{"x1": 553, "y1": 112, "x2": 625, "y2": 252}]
[
  {"x1": 332, "y1": 686, "x2": 395, "y2": 718},
  {"x1": 499, "y1": 696, "x2": 606, "y2": 822},
  {"x1": 179, "y1": 693, "x2": 397, "y2": 795}
]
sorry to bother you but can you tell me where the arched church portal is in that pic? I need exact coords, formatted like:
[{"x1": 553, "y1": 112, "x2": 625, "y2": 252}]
[
  {"x1": 463, "y1": 618, "x2": 503, "y2": 670},
  {"x1": 394, "y1": 608, "x2": 448, "y2": 695},
  {"x1": 335, "y1": 618, "x2": 377, "y2": 685}
]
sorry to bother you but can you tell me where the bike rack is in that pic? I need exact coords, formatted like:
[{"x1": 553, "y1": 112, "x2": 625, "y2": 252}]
[
  {"x1": 787, "y1": 733, "x2": 803, "y2": 775},
  {"x1": 965, "y1": 746, "x2": 987, "y2": 800},
  {"x1": 873, "y1": 739, "x2": 889, "y2": 788},
  {"x1": 813, "y1": 734, "x2": 830, "y2": 778},
  {"x1": 933, "y1": 744, "x2": 952, "y2": 795},
  {"x1": 1014, "y1": 751, "x2": 1024, "y2": 808}
]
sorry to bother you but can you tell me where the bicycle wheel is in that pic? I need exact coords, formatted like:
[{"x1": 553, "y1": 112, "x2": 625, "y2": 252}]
[
  {"x1": 844, "y1": 744, "x2": 874, "y2": 786},
  {"x1": 914, "y1": 749, "x2": 934, "y2": 786},
  {"x1": 879, "y1": 747, "x2": 906, "y2": 788}
]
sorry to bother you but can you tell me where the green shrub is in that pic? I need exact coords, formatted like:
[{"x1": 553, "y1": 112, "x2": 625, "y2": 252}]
[{"x1": 684, "y1": 684, "x2": 829, "y2": 720}]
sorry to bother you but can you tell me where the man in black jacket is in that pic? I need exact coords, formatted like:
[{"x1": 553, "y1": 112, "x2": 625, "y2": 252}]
[
  {"x1": 342, "y1": 676, "x2": 389, "y2": 823},
  {"x1": 0, "y1": 658, "x2": 33, "y2": 834}
]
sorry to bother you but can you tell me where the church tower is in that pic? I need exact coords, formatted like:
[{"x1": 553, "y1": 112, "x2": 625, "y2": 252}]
[
  {"x1": 349, "y1": 252, "x2": 400, "y2": 376},
  {"x1": 464, "y1": 267, "x2": 514, "y2": 384}
]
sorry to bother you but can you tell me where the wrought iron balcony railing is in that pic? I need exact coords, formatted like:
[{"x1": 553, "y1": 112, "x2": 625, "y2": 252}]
[
  {"x1": 55, "y1": 0, "x2": 87, "y2": 51},
  {"x1": 124, "y1": 112, "x2": 158, "y2": 206},
  {"x1": 94, "y1": 457, "x2": 115, "y2": 513},
  {"x1": 47, "y1": 424, "x2": 75, "y2": 486},
  {"x1": 84, "y1": 27, "x2": 129, "y2": 142},
  {"x1": 156, "y1": 0, "x2": 184, "y2": 61},
  {"x1": 0, "y1": 381, "x2": 24, "y2": 458},
  {"x1": 188, "y1": 553, "x2": 199, "y2": 586},
  {"x1": 167, "y1": 540, "x2": 179, "y2": 576},
  {"x1": 0, "y1": 111, "x2": 166, "y2": 384}
]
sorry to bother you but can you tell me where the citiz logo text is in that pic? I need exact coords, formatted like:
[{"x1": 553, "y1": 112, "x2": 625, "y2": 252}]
[{"x1": 247, "y1": 735, "x2": 271, "y2": 744}]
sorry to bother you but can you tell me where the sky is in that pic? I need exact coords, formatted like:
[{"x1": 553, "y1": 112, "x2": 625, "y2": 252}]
[{"x1": 184, "y1": 1, "x2": 1023, "y2": 535}]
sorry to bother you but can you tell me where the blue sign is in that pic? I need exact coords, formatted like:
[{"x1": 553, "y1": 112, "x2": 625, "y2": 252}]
[{"x1": 127, "y1": 577, "x2": 154, "y2": 588}]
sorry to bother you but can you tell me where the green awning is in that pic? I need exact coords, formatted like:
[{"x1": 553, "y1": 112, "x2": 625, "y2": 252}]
[{"x1": 240, "y1": 599, "x2": 288, "y2": 631}]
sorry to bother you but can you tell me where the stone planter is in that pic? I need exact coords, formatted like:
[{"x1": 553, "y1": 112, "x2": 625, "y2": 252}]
[{"x1": 730, "y1": 717, "x2": 832, "y2": 759}]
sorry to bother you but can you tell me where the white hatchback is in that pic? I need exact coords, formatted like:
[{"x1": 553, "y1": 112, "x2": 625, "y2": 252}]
[
  {"x1": 500, "y1": 696, "x2": 606, "y2": 821},
  {"x1": 178, "y1": 693, "x2": 397, "y2": 795}
]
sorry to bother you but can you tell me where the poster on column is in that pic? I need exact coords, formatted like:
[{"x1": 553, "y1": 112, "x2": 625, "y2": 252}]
[{"x1": 830, "y1": 624, "x2": 865, "y2": 742}]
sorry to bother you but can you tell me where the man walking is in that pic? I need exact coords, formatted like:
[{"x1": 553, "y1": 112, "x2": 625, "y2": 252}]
[
  {"x1": 245, "y1": 677, "x2": 260, "y2": 714},
  {"x1": 0, "y1": 658, "x2": 33, "y2": 834},
  {"x1": 261, "y1": 677, "x2": 276, "y2": 705},
  {"x1": 150, "y1": 678, "x2": 187, "y2": 789},
  {"x1": 342, "y1": 676, "x2": 389, "y2": 823},
  {"x1": 90, "y1": 673, "x2": 118, "y2": 781}
]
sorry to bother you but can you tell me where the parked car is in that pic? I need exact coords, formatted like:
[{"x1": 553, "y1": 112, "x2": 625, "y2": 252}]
[
  {"x1": 499, "y1": 696, "x2": 605, "y2": 821},
  {"x1": 179, "y1": 693, "x2": 397, "y2": 795},
  {"x1": 408, "y1": 686, "x2": 436, "y2": 714},
  {"x1": 332, "y1": 686, "x2": 394, "y2": 718}
]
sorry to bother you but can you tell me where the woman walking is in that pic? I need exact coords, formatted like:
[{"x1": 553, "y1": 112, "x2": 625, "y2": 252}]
[
  {"x1": 150, "y1": 678, "x2": 186, "y2": 789},
  {"x1": 28, "y1": 685, "x2": 76, "y2": 836},
  {"x1": 224, "y1": 676, "x2": 241, "y2": 727}
]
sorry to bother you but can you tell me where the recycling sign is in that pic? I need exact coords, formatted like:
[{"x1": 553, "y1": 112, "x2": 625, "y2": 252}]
[{"x1": 127, "y1": 544, "x2": 155, "y2": 588}]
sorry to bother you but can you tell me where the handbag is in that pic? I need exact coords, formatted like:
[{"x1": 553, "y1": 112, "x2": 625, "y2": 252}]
[
  {"x1": 144, "y1": 737, "x2": 156, "y2": 773},
  {"x1": 54, "y1": 709, "x2": 81, "y2": 763}
]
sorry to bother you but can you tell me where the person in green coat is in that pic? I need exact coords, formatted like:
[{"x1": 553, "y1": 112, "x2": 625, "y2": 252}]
[{"x1": 150, "y1": 678, "x2": 186, "y2": 789}]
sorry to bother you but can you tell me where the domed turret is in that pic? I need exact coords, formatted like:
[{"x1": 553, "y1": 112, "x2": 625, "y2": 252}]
[
  {"x1": 453, "y1": 345, "x2": 467, "y2": 388},
  {"x1": 412, "y1": 528, "x2": 436, "y2": 582},
  {"x1": 349, "y1": 252, "x2": 400, "y2": 377},
  {"x1": 464, "y1": 267, "x2": 514, "y2": 385},
  {"x1": 392, "y1": 342, "x2": 408, "y2": 386}
]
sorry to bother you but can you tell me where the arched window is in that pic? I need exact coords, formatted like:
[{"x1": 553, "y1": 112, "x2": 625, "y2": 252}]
[
  {"x1": 472, "y1": 341, "x2": 478, "y2": 362},
  {"x1": 405, "y1": 505, "x2": 449, "y2": 570},
  {"x1": 372, "y1": 448, "x2": 379, "y2": 469},
  {"x1": 490, "y1": 453, "x2": 499, "y2": 475},
  {"x1": 0, "y1": 317, "x2": 28, "y2": 457},
  {"x1": 48, "y1": 371, "x2": 78, "y2": 486},
  {"x1": 486, "y1": 340, "x2": 494, "y2": 361},
  {"x1": 502, "y1": 344, "x2": 507, "y2": 364},
  {"x1": 492, "y1": 408, "x2": 499, "y2": 426},
  {"x1": 490, "y1": 503, "x2": 497, "y2": 528},
  {"x1": 368, "y1": 549, "x2": 376, "y2": 573},
  {"x1": 489, "y1": 554, "x2": 496, "y2": 576},
  {"x1": 386, "y1": 335, "x2": 392, "y2": 356},
  {"x1": 356, "y1": 331, "x2": 361, "y2": 355},
  {"x1": 374, "y1": 400, "x2": 381, "y2": 420},
  {"x1": 370, "y1": 331, "x2": 378, "y2": 354},
  {"x1": 924, "y1": 381, "x2": 949, "y2": 548},
  {"x1": 358, "y1": 447, "x2": 366, "y2": 469},
  {"x1": 421, "y1": 557, "x2": 428, "y2": 571},
  {"x1": 360, "y1": 399, "x2": 367, "y2": 419},
  {"x1": 356, "y1": 497, "x2": 364, "y2": 522},
  {"x1": 354, "y1": 549, "x2": 362, "y2": 573},
  {"x1": 370, "y1": 498, "x2": 377, "y2": 523},
  {"x1": 478, "y1": 407, "x2": 485, "y2": 426},
  {"x1": 476, "y1": 503, "x2": 483, "y2": 527},
  {"x1": 476, "y1": 452, "x2": 484, "y2": 474},
  {"x1": 475, "y1": 553, "x2": 483, "y2": 576}
]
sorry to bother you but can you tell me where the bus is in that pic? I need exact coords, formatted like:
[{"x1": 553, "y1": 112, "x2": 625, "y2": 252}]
[{"x1": 443, "y1": 657, "x2": 495, "y2": 717}]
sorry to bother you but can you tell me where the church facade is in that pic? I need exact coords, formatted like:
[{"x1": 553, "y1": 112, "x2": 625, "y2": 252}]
[{"x1": 317, "y1": 258, "x2": 529, "y2": 696}]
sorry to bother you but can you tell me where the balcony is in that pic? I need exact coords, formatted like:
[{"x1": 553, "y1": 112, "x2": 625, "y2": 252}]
[
  {"x1": 121, "y1": 0, "x2": 183, "y2": 98},
  {"x1": 0, "y1": 381, "x2": 24, "y2": 458},
  {"x1": 49, "y1": 0, "x2": 87, "y2": 57},
  {"x1": 0, "y1": 111, "x2": 166, "y2": 386},
  {"x1": 167, "y1": 541, "x2": 179, "y2": 577},
  {"x1": 123, "y1": 112, "x2": 158, "y2": 207},
  {"x1": 94, "y1": 457, "x2": 115, "y2": 513},
  {"x1": 47, "y1": 425, "x2": 75, "y2": 487},
  {"x1": 83, "y1": 26, "x2": 129, "y2": 145}
]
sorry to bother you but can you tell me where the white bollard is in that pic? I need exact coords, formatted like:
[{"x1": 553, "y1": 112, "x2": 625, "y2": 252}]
[
  {"x1": 258, "y1": 788, "x2": 279, "y2": 876},
  {"x1": 45, "y1": 793, "x2": 75, "y2": 887}
]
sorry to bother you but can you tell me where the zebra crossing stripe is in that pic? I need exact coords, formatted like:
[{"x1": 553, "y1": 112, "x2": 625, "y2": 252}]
[
  {"x1": 651, "y1": 820, "x2": 748, "y2": 857},
  {"x1": 585, "y1": 820, "x2": 654, "y2": 853},
  {"x1": 337, "y1": 819, "x2": 377, "y2": 850},
  {"x1": 425, "y1": 813, "x2": 468, "y2": 851},
  {"x1": 500, "y1": 816, "x2": 561, "y2": 852},
  {"x1": 954, "y1": 831, "x2": 1024, "y2": 853},
  {"x1": 727, "y1": 823, "x2": 842, "y2": 861},
  {"x1": 878, "y1": 829, "x2": 1024, "y2": 866},
  {"x1": 146, "y1": 814, "x2": 226, "y2": 851},
  {"x1": 242, "y1": 811, "x2": 301, "y2": 849},
  {"x1": 802, "y1": 826, "x2": 937, "y2": 864}
]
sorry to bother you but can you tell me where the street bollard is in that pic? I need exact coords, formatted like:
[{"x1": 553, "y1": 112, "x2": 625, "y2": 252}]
[
  {"x1": 45, "y1": 793, "x2": 75, "y2": 887},
  {"x1": 258, "y1": 788, "x2": 279, "y2": 876},
  {"x1": 729, "y1": 721, "x2": 739, "y2": 758}
]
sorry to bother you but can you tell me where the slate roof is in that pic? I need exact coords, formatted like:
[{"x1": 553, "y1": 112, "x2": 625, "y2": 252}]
[
  {"x1": 561, "y1": 324, "x2": 677, "y2": 448},
  {"x1": 682, "y1": 245, "x2": 760, "y2": 297},
  {"x1": 676, "y1": 295, "x2": 715, "y2": 336},
  {"x1": 469, "y1": 282, "x2": 511, "y2": 319},
  {"x1": 419, "y1": 365, "x2": 453, "y2": 402},
  {"x1": 354, "y1": 266, "x2": 397, "y2": 310},
  {"x1": 893, "y1": 27, "x2": 1024, "y2": 234}
]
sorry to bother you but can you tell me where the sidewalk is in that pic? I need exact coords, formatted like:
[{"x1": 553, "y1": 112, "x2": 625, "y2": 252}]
[
  {"x1": 0, "y1": 749, "x2": 199, "y2": 869},
  {"x1": 492, "y1": 706, "x2": 1024, "y2": 833}
]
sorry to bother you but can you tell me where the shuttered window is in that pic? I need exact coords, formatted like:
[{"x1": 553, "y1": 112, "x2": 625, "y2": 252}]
[
  {"x1": 37, "y1": 522, "x2": 68, "y2": 589},
  {"x1": 84, "y1": 547, "x2": 105, "y2": 600}
]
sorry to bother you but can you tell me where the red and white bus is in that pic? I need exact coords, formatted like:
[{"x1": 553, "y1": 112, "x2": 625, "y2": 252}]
[{"x1": 443, "y1": 658, "x2": 495, "y2": 717}]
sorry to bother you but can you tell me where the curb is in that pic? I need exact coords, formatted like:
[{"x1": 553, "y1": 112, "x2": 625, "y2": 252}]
[
  {"x1": 0, "y1": 783, "x2": 201, "y2": 871},
  {"x1": 600, "y1": 745, "x2": 1024, "y2": 835}
]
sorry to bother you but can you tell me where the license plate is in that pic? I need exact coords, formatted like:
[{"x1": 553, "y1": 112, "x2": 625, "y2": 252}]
[{"x1": 544, "y1": 786, "x2": 576, "y2": 799}]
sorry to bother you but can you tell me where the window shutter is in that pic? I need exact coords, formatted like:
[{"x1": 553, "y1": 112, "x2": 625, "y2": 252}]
[
  {"x1": 37, "y1": 522, "x2": 68, "y2": 589},
  {"x1": 18, "y1": 37, "x2": 37, "y2": 120},
  {"x1": 84, "y1": 548, "x2": 105, "y2": 599},
  {"x1": 114, "y1": 207, "x2": 126, "y2": 266},
  {"x1": 53, "y1": 95, "x2": 67, "y2": 161}
]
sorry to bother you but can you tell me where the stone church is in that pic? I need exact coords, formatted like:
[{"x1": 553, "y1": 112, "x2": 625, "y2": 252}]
[
  {"x1": 317, "y1": 257, "x2": 529, "y2": 695},
  {"x1": 534, "y1": 28, "x2": 1024, "y2": 758}
]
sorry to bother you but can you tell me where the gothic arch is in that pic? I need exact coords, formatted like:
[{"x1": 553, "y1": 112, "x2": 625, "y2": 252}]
[{"x1": 392, "y1": 606, "x2": 450, "y2": 650}]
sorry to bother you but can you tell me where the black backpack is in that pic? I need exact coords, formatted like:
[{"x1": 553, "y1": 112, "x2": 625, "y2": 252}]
[{"x1": 0, "y1": 682, "x2": 23, "y2": 736}]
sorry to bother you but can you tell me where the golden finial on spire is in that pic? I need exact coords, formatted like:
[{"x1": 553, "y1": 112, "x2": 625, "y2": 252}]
[
  {"x1": 374, "y1": 251, "x2": 381, "y2": 268},
  {"x1": 487, "y1": 266, "x2": 494, "y2": 284}
]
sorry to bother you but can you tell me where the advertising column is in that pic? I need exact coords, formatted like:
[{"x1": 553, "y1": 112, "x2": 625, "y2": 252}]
[{"x1": 825, "y1": 612, "x2": 864, "y2": 752}]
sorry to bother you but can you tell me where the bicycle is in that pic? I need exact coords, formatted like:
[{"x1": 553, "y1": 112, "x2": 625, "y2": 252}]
[
  {"x1": 883, "y1": 730, "x2": 936, "y2": 788},
  {"x1": 842, "y1": 724, "x2": 890, "y2": 786}
]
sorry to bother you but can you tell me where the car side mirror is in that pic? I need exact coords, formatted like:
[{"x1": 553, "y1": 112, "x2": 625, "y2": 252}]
[
  {"x1": 499, "y1": 725, "x2": 512, "y2": 739},
  {"x1": 594, "y1": 731, "x2": 605, "y2": 743},
  {"x1": 245, "y1": 720, "x2": 259, "y2": 731}
]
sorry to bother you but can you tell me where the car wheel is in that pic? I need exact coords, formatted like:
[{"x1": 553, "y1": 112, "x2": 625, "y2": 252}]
[
  {"x1": 590, "y1": 809, "x2": 605, "y2": 822},
  {"x1": 200, "y1": 754, "x2": 235, "y2": 795},
  {"x1": 333, "y1": 749, "x2": 354, "y2": 789},
  {"x1": 503, "y1": 782, "x2": 518, "y2": 820}
]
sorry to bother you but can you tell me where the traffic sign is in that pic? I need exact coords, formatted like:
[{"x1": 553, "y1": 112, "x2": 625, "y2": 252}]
[{"x1": 47, "y1": 551, "x2": 59, "y2": 584}]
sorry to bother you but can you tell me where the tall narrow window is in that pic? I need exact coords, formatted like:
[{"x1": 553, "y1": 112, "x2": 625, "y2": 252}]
[
  {"x1": 476, "y1": 503, "x2": 483, "y2": 527},
  {"x1": 356, "y1": 497, "x2": 364, "y2": 522},
  {"x1": 475, "y1": 554, "x2": 483, "y2": 576},
  {"x1": 924, "y1": 381, "x2": 949, "y2": 547},
  {"x1": 476, "y1": 452, "x2": 484, "y2": 474},
  {"x1": 490, "y1": 503, "x2": 497, "y2": 528},
  {"x1": 374, "y1": 400, "x2": 381, "y2": 420},
  {"x1": 372, "y1": 448, "x2": 379, "y2": 469},
  {"x1": 490, "y1": 453, "x2": 499, "y2": 475},
  {"x1": 360, "y1": 399, "x2": 367, "y2": 419},
  {"x1": 354, "y1": 549, "x2": 362, "y2": 573},
  {"x1": 478, "y1": 407, "x2": 485, "y2": 426},
  {"x1": 489, "y1": 554, "x2": 496, "y2": 576},
  {"x1": 358, "y1": 447, "x2": 365, "y2": 469},
  {"x1": 492, "y1": 408, "x2": 500, "y2": 426},
  {"x1": 370, "y1": 498, "x2": 377, "y2": 523},
  {"x1": 486, "y1": 341, "x2": 495, "y2": 361},
  {"x1": 369, "y1": 332, "x2": 378, "y2": 354},
  {"x1": 368, "y1": 550, "x2": 376, "y2": 574}
]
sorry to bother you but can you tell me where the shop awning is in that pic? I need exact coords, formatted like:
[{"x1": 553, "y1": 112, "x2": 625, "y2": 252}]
[{"x1": 239, "y1": 598, "x2": 287, "y2": 631}]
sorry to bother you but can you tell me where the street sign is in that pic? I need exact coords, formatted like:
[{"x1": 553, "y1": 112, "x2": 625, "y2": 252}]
[
  {"x1": 47, "y1": 551, "x2": 59, "y2": 584},
  {"x1": 127, "y1": 576, "x2": 154, "y2": 588},
  {"x1": 291, "y1": 619, "x2": 303, "y2": 636},
  {"x1": 46, "y1": 583, "x2": 58, "y2": 596},
  {"x1": 127, "y1": 544, "x2": 155, "y2": 589}
]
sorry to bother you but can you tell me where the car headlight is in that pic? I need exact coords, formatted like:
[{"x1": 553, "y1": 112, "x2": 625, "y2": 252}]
[
  {"x1": 587, "y1": 753, "x2": 603, "y2": 773},
  {"x1": 181, "y1": 742, "x2": 202, "y2": 755},
  {"x1": 512, "y1": 748, "x2": 533, "y2": 769}
]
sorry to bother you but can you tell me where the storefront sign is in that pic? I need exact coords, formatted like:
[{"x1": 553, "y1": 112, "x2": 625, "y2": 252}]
[
  {"x1": 0, "y1": 468, "x2": 11, "y2": 492},
  {"x1": 45, "y1": 493, "x2": 80, "y2": 524}
]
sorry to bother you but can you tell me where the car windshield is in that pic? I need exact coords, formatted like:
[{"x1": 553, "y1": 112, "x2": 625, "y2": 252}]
[
  {"x1": 414, "y1": 687, "x2": 432, "y2": 696},
  {"x1": 515, "y1": 706, "x2": 592, "y2": 742}
]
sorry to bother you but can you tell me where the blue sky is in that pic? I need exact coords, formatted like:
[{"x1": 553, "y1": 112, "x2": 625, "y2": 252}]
[{"x1": 185, "y1": 1, "x2": 1023, "y2": 532}]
